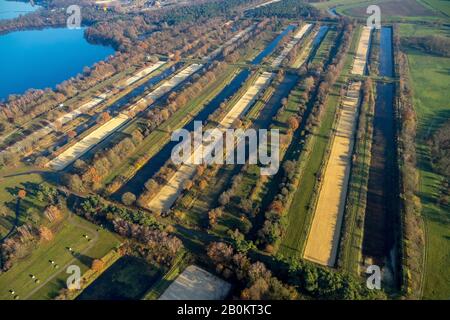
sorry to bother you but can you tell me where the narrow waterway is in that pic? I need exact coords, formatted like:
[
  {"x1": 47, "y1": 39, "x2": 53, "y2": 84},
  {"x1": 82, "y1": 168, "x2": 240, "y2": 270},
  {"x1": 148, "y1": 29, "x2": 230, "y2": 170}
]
[
  {"x1": 113, "y1": 26, "x2": 296, "y2": 199},
  {"x1": 362, "y1": 26, "x2": 400, "y2": 288},
  {"x1": 307, "y1": 25, "x2": 329, "y2": 64}
]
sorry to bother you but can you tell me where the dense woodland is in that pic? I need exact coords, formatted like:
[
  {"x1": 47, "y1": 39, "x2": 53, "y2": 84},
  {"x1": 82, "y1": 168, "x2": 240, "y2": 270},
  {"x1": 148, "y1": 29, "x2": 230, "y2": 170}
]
[{"x1": 431, "y1": 121, "x2": 450, "y2": 178}]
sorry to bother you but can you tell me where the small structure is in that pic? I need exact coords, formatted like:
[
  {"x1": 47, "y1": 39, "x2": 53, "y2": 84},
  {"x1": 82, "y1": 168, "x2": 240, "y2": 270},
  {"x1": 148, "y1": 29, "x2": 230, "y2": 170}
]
[{"x1": 159, "y1": 265, "x2": 231, "y2": 300}]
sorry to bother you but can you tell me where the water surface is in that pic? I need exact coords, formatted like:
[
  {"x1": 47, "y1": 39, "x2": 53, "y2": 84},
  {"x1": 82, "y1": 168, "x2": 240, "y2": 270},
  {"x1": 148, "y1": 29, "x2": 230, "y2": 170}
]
[
  {"x1": 0, "y1": 27, "x2": 114, "y2": 99},
  {"x1": 0, "y1": 0, "x2": 39, "y2": 20}
]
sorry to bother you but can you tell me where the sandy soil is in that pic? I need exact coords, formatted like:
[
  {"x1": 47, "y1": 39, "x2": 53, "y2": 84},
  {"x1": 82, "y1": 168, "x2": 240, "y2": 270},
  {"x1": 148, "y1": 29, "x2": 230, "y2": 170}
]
[
  {"x1": 159, "y1": 265, "x2": 231, "y2": 300},
  {"x1": 206, "y1": 24, "x2": 256, "y2": 60},
  {"x1": 270, "y1": 23, "x2": 313, "y2": 67},
  {"x1": 302, "y1": 26, "x2": 372, "y2": 266},
  {"x1": 123, "y1": 61, "x2": 166, "y2": 86},
  {"x1": 351, "y1": 26, "x2": 372, "y2": 76},
  {"x1": 303, "y1": 81, "x2": 362, "y2": 266},
  {"x1": 147, "y1": 72, "x2": 273, "y2": 213},
  {"x1": 47, "y1": 113, "x2": 130, "y2": 170},
  {"x1": 129, "y1": 64, "x2": 203, "y2": 113}
]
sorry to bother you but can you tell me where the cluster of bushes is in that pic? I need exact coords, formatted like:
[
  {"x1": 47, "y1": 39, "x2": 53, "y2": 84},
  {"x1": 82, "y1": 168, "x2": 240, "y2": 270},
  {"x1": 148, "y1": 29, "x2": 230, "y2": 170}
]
[
  {"x1": 430, "y1": 121, "x2": 450, "y2": 179},
  {"x1": 394, "y1": 26, "x2": 424, "y2": 298},
  {"x1": 64, "y1": 130, "x2": 145, "y2": 193},
  {"x1": 272, "y1": 256, "x2": 386, "y2": 299},
  {"x1": 207, "y1": 241, "x2": 384, "y2": 300},
  {"x1": 207, "y1": 242, "x2": 299, "y2": 299},
  {"x1": 401, "y1": 35, "x2": 450, "y2": 57},
  {"x1": 76, "y1": 196, "x2": 182, "y2": 266}
]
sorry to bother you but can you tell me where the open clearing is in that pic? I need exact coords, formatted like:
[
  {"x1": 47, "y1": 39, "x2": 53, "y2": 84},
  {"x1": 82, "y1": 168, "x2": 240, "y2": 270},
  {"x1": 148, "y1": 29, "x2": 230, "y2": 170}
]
[
  {"x1": 345, "y1": 0, "x2": 436, "y2": 17},
  {"x1": 351, "y1": 26, "x2": 371, "y2": 76},
  {"x1": 303, "y1": 81, "x2": 362, "y2": 266},
  {"x1": 159, "y1": 265, "x2": 231, "y2": 300}
]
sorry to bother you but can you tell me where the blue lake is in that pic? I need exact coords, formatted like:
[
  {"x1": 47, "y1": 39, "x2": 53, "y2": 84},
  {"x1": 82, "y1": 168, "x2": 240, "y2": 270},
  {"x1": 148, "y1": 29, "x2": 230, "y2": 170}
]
[
  {"x1": 0, "y1": 0, "x2": 39, "y2": 20},
  {"x1": 0, "y1": 27, "x2": 115, "y2": 99}
]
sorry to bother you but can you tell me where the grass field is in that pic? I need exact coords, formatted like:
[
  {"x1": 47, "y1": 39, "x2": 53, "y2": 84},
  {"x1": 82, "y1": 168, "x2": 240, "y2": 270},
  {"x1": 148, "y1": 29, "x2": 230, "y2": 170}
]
[
  {"x1": 0, "y1": 165, "x2": 121, "y2": 299},
  {"x1": 0, "y1": 212, "x2": 120, "y2": 300},
  {"x1": 403, "y1": 48, "x2": 450, "y2": 299},
  {"x1": 419, "y1": 0, "x2": 450, "y2": 16},
  {"x1": 77, "y1": 255, "x2": 161, "y2": 300},
  {"x1": 313, "y1": 0, "x2": 447, "y2": 22},
  {"x1": 310, "y1": 28, "x2": 338, "y2": 69}
]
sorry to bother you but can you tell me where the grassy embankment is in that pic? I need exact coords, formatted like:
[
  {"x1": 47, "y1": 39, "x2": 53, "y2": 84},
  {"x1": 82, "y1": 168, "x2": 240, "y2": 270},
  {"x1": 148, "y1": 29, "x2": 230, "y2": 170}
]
[
  {"x1": 143, "y1": 251, "x2": 190, "y2": 300},
  {"x1": 338, "y1": 82, "x2": 375, "y2": 274}
]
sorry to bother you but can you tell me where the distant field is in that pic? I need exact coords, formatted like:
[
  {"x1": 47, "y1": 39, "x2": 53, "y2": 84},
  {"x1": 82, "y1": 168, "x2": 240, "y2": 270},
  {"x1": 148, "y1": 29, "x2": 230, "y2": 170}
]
[
  {"x1": 313, "y1": 0, "x2": 447, "y2": 21},
  {"x1": 420, "y1": 0, "x2": 450, "y2": 16},
  {"x1": 401, "y1": 24, "x2": 450, "y2": 299},
  {"x1": 311, "y1": 0, "x2": 375, "y2": 9},
  {"x1": 344, "y1": 0, "x2": 436, "y2": 17}
]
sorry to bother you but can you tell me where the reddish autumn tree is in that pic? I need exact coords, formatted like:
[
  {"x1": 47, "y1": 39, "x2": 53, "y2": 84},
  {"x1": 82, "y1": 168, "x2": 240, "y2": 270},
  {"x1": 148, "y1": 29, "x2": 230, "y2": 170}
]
[
  {"x1": 91, "y1": 259, "x2": 105, "y2": 272},
  {"x1": 18, "y1": 189, "x2": 26, "y2": 199}
]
